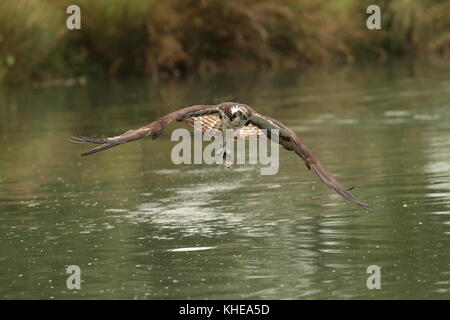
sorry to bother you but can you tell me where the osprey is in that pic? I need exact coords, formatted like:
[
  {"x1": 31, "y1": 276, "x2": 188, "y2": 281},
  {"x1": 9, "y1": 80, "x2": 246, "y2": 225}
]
[{"x1": 69, "y1": 102, "x2": 370, "y2": 210}]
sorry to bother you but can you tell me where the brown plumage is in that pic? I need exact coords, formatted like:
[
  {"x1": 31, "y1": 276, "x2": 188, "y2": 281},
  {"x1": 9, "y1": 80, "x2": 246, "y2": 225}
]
[{"x1": 68, "y1": 102, "x2": 370, "y2": 210}]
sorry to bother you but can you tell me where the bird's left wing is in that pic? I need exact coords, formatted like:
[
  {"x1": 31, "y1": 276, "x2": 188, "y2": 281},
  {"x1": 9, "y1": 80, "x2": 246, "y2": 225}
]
[
  {"x1": 248, "y1": 112, "x2": 370, "y2": 211},
  {"x1": 68, "y1": 104, "x2": 222, "y2": 156}
]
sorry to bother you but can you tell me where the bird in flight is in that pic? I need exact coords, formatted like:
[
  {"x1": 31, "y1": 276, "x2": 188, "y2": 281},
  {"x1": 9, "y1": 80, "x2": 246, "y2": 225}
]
[{"x1": 68, "y1": 102, "x2": 370, "y2": 210}]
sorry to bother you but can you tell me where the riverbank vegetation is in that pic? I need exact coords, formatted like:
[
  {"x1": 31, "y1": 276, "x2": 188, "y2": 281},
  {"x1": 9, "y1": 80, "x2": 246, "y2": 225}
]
[{"x1": 1, "y1": 0, "x2": 449, "y2": 85}]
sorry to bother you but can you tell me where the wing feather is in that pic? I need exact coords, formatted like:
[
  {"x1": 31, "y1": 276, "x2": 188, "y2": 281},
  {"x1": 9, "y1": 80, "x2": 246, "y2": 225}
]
[
  {"x1": 185, "y1": 115, "x2": 222, "y2": 131},
  {"x1": 68, "y1": 104, "x2": 221, "y2": 156},
  {"x1": 248, "y1": 113, "x2": 370, "y2": 211},
  {"x1": 185, "y1": 114, "x2": 263, "y2": 139}
]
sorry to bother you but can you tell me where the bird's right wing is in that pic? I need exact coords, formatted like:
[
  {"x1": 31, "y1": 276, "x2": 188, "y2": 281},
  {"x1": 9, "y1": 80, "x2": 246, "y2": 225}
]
[
  {"x1": 68, "y1": 104, "x2": 222, "y2": 156},
  {"x1": 248, "y1": 112, "x2": 371, "y2": 211}
]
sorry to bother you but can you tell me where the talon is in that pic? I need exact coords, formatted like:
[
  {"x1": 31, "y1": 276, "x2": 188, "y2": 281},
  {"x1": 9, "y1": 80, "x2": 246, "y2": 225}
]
[{"x1": 224, "y1": 161, "x2": 233, "y2": 168}]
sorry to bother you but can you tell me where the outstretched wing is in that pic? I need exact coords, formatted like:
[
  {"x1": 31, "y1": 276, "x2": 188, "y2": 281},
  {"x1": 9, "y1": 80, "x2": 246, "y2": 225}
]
[
  {"x1": 185, "y1": 114, "x2": 263, "y2": 139},
  {"x1": 248, "y1": 113, "x2": 370, "y2": 211},
  {"x1": 68, "y1": 104, "x2": 222, "y2": 156}
]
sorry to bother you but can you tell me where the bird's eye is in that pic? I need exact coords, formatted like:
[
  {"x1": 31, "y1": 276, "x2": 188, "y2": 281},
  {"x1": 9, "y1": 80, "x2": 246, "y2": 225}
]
[{"x1": 231, "y1": 111, "x2": 242, "y2": 120}]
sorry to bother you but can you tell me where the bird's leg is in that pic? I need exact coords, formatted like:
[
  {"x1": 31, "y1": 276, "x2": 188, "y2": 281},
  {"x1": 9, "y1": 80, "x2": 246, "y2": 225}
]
[
  {"x1": 215, "y1": 125, "x2": 226, "y2": 165},
  {"x1": 223, "y1": 143, "x2": 233, "y2": 168},
  {"x1": 216, "y1": 129, "x2": 234, "y2": 168},
  {"x1": 216, "y1": 141, "x2": 233, "y2": 168}
]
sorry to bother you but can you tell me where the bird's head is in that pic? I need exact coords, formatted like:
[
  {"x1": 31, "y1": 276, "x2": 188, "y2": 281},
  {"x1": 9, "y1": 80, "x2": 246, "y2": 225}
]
[{"x1": 229, "y1": 105, "x2": 249, "y2": 122}]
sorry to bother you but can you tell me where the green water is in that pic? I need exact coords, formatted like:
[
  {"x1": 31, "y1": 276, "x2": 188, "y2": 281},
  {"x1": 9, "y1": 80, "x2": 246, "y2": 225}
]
[{"x1": 1, "y1": 62, "x2": 450, "y2": 299}]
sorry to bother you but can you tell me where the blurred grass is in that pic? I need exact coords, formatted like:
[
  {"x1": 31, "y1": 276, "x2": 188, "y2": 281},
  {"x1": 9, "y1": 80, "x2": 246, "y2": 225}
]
[
  {"x1": 0, "y1": 0, "x2": 449, "y2": 85},
  {"x1": 0, "y1": 0, "x2": 64, "y2": 84}
]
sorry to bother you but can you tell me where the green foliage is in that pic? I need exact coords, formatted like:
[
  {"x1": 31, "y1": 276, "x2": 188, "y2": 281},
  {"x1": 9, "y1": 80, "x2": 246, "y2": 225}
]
[
  {"x1": 67, "y1": 0, "x2": 153, "y2": 77},
  {"x1": 0, "y1": 0, "x2": 64, "y2": 84},
  {"x1": 145, "y1": 0, "x2": 353, "y2": 76},
  {"x1": 0, "y1": 0, "x2": 449, "y2": 84},
  {"x1": 344, "y1": 0, "x2": 450, "y2": 59}
]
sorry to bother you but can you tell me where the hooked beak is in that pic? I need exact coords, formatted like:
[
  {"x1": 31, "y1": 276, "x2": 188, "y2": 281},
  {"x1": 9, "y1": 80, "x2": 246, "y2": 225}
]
[{"x1": 237, "y1": 111, "x2": 248, "y2": 121}]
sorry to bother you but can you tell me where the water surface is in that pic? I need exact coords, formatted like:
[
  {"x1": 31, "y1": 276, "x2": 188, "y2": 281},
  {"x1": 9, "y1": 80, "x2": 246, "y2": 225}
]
[{"x1": 1, "y1": 62, "x2": 450, "y2": 299}]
